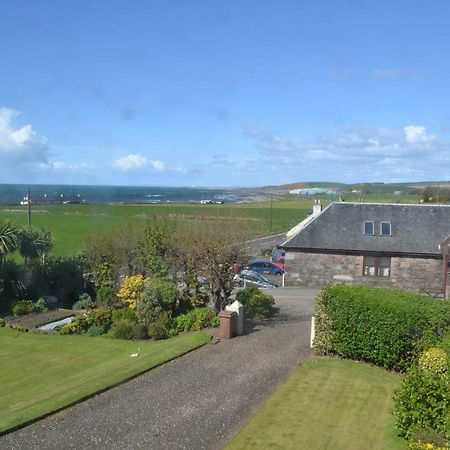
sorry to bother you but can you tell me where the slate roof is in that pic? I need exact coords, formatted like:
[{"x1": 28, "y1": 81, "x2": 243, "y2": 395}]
[{"x1": 282, "y1": 202, "x2": 450, "y2": 256}]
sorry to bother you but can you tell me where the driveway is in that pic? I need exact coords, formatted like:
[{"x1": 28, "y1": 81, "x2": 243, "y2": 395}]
[{"x1": 1, "y1": 287, "x2": 318, "y2": 450}]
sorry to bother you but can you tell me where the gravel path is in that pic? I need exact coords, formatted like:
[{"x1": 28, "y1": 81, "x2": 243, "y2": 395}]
[{"x1": 1, "y1": 288, "x2": 318, "y2": 450}]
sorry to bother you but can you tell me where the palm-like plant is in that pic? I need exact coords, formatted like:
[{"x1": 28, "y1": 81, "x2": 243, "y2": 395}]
[
  {"x1": 18, "y1": 228, "x2": 53, "y2": 265},
  {"x1": 0, "y1": 220, "x2": 19, "y2": 262}
]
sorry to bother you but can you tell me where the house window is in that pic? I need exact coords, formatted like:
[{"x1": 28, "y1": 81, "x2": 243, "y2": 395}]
[
  {"x1": 363, "y1": 256, "x2": 391, "y2": 277},
  {"x1": 380, "y1": 222, "x2": 391, "y2": 236},
  {"x1": 364, "y1": 221, "x2": 374, "y2": 235}
]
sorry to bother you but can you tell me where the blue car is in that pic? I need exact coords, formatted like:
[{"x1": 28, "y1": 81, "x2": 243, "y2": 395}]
[{"x1": 246, "y1": 259, "x2": 284, "y2": 276}]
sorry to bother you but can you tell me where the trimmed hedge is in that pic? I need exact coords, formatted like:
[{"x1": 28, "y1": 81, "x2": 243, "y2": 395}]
[{"x1": 314, "y1": 285, "x2": 450, "y2": 371}]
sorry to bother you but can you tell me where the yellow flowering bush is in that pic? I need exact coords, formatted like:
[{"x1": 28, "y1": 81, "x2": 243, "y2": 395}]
[
  {"x1": 117, "y1": 275, "x2": 147, "y2": 309},
  {"x1": 409, "y1": 441, "x2": 447, "y2": 450},
  {"x1": 419, "y1": 348, "x2": 449, "y2": 377}
]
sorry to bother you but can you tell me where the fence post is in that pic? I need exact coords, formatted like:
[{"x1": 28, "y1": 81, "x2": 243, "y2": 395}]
[{"x1": 310, "y1": 316, "x2": 316, "y2": 348}]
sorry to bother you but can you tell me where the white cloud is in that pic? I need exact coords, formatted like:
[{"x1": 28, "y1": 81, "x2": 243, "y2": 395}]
[
  {"x1": 244, "y1": 123, "x2": 450, "y2": 183},
  {"x1": 112, "y1": 153, "x2": 188, "y2": 174},
  {"x1": 0, "y1": 107, "x2": 101, "y2": 183},
  {"x1": 113, "y1": 153, "x2": 149, "y2": 171},
  {"x1": 0, "y1": 107, "x2": 49, "y2": 167},
  {"x1": 403, "y1": 125, "x2": 435, "y2": 145},
  {"x1": 151, "y1": 159, "x2": 166, "y2": 171}
]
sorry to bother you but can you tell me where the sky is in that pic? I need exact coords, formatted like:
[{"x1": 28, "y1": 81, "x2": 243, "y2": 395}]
[{"x1": 1, "y1": 0, "x2": 450, "y2": 187}]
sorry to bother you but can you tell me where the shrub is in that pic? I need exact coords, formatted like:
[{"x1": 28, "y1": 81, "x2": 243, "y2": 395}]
[
  {"x1": 314, "y1": 285, "x2": 450, "y2": 371},
  {"x1": 59, "y1": 308, "x2": 112, "y2": 335},
  {"x1": 84, "y1": 308, "x2": 112, "y2": 329},
  {"x1": 72, "y1": 293, "x2": 94, "y2": 310},
  {"x1": 394, "y1": 345, "x2": 450, "y2": 441},
  {"x1": 110, "y1": 319, "x2": 135, "y2": 340},
  {"x1": 409, "y1": 427, "x2": 448, "y2": 449},
  {"x1": 87, "y1": 324, "x2": 106, "y2": 337},
  {"x1": 60, "y1": 321, "x2": 82, "y2": 335},
  {"x1": 148, "y1": 313, "x2": 175, "y2": 340},
  {"x1": 419, "y1": 348, "x2": 449, "y2": 376},
  {"x1": 44, "y1": 256, "x2": 86, "y2": 308},
  {"x1": 175, "y1": 307, "x2": 219, "y2": 332},
  {"x1": 96, "y1": 286, "x2": 119, "y2": 307},
  {"x1": 117, "y1": 275, "x2": 147, "y2": 309},
  {"x1": 409, "y1": 441, "x2": 447, "y2": 450},
  {"x1": 12, "y1": 300, "x2": 34, "y2": 316},
  {"x1": 236, "y1": 287, "x2": 275, "y2": 319},
  {"x1": 8, "y1": 323, "x2": 29, "y2": 332},
  {"x1": 34, "y1": 297, "x2": 48, "y2": 313},
  {"x1": 393, "y1": 365, "x2": 450, "y2": 439},
  {"x1": 0, "y1": 318, "x2": 5, "y2": 327},
  {"x1": 148, "y1": 321, "x2": 168, "y2": 340},
  {"x1": 132, "y1": 322, "x2": 148, "y2": 340},
  {"x1": 112, "y1": 307, "x2": 138, "y2": 324},
  {"x1": 137, "y1": 278, "x2": 178, "y2": 324}
]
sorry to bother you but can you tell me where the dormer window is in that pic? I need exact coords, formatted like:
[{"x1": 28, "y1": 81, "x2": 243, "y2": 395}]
[
  {"x1": 380, "y1": 222, "x2": 391, "y2": 236},
  {"x1": 364, "y1": 221, "x2": 374, "y2": 235}
]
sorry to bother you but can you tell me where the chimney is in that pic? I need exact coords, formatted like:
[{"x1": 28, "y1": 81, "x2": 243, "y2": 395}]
[{"x1": 313, "y1": 199, "x2": 322, "y2": 216}]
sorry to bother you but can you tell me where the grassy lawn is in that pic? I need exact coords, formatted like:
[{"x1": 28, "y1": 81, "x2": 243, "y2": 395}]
[
  {"x1": 0, "y1": 327, "x2": 211, "y2": 434},
  {"x1": 227, "y1": 358, "x2": 407, "y2": 450}
]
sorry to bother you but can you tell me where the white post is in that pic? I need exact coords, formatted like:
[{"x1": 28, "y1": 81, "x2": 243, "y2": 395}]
[
  {"x1": 282, "y1": 273, "x2": 285, "y2": 287},
  {"x1": 226, "y1": 300, "x2": 244, "y2": 335},
  {"x1": 310, "y1": 316, "x2": 316, "y2": 348}
]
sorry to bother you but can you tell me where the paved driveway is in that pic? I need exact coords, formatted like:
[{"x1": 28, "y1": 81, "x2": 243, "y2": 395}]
[{"x1": 1, "y1": 288, "x2": 318, "y2": 450}]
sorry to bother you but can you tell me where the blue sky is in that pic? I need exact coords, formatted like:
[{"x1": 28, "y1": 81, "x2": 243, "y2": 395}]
[{"x1": 1, "y1": 0, "x2": 450, "y2": 187}]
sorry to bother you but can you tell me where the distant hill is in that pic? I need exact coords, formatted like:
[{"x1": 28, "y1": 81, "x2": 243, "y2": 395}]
[{"x1": 263, "y1": 181, "x2": 450, "y2": 194}]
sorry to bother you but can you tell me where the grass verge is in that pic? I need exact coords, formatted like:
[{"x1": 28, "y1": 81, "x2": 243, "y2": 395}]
[
  {"x1": 226, "y1": 358, "x2": 407, "y2": 450},
  {"x1": 0, "y1": 328, "x2": 211, "y2": 434}
]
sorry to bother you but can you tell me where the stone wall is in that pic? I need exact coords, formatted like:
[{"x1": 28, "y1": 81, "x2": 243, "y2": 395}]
[{"x1": 285, "y1": 251, "x2": 444, "y2": 293}]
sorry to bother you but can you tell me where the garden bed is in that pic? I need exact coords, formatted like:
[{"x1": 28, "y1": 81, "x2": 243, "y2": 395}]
[{"x1": 5, "y1": 309, "x2": 76, "y2": 329}]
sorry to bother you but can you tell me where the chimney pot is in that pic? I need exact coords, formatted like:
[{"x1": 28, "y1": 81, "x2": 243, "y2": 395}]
[{"x1": 313, "y1": 200, "x2": 322, "y2": 215}]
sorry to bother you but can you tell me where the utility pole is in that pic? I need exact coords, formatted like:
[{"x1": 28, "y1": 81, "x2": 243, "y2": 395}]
[
  {"x1": 270, "y1": 193, "x2": 273, "y2": 232},
  {"x1": 27, "y1": 187, "x2": 31, "y2": 227}
]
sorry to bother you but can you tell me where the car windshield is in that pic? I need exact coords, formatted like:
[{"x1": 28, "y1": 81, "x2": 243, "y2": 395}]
[{"x1": 256, "y1": 273, "x2": 270, "y2": 283}]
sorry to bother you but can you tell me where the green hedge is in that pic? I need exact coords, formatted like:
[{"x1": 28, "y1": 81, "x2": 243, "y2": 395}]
[{"x1": 314, "y1": 285, "x2": 450, "y2": 371}]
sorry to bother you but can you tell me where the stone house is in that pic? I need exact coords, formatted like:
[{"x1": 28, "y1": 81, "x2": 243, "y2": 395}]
[{"x1": 281, "y1": 201, "x2": 450, "y2": 295}]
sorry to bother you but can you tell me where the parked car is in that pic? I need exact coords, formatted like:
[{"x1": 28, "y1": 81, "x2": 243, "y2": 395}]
[
  {"x1": 246, "y1": 258, "x2": 284, "y2": 276},
  {"x1": 271, "y1": 249, "x2": 286, "y2": 269},
  {"x1": 233, "y1": 270, "x2": 277, "y2": 289}
]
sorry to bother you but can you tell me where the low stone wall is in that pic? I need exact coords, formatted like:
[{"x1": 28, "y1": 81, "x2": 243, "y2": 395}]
[{"x1": 285, "y1": 251, "x2": 443, "y2": 292}]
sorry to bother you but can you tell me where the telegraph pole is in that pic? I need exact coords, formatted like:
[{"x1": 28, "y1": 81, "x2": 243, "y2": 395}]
[
  {"x1": 27, "y1": 187, "x2": 31, "y2": 227},
  {"x1": 270, "y1": 193, "x2": 273, "y2": 232}
]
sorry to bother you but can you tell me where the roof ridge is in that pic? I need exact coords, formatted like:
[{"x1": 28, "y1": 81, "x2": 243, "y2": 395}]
[{"x1": 333, "y1": 201, "x2": 450, "y2": 208}]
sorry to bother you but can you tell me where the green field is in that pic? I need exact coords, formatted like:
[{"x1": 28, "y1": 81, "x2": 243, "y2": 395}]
[
  {"x1": 0, "y1": 193, "x2": 420, "y2": 256},
  {"x1": 0, "y1": 202, "x2": 309, "y2": 256},
  {"x1": 226, "y1": 358, "x2": 406, "y2": 450},
  {"x1": 0, "y1": 328, "x2": 211, "y2": 434}
]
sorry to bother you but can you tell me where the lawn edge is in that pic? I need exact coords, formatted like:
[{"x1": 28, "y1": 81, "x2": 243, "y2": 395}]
[{"x1": 0, "y1": 332, "x2": 212, "y2": 436}]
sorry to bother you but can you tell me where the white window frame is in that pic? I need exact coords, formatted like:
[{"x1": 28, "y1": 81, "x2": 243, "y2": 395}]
[
  {"x1": 380, "y1": 221, "x2": 391, "y2": 236},
  {"x1": 364, "y1": 221, "x2": 375, "y2": 235}
]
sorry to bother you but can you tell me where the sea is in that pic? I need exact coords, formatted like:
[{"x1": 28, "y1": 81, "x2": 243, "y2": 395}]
[{"x1": 0, "y1": 184, "x2": 256, "y2": 205}]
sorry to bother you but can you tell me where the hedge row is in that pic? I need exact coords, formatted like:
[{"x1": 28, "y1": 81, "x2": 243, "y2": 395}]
[{"x1": 314, "y1": 285, "x2": 450, "y2": 371}]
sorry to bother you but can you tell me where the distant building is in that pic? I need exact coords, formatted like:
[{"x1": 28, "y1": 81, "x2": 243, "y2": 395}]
[
  {"x1": 20, "y1": 194, "x2": 83, "y2": 205},
  {"x1": 288, "y1": 187, "x2": 336, "y2": 195}
]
